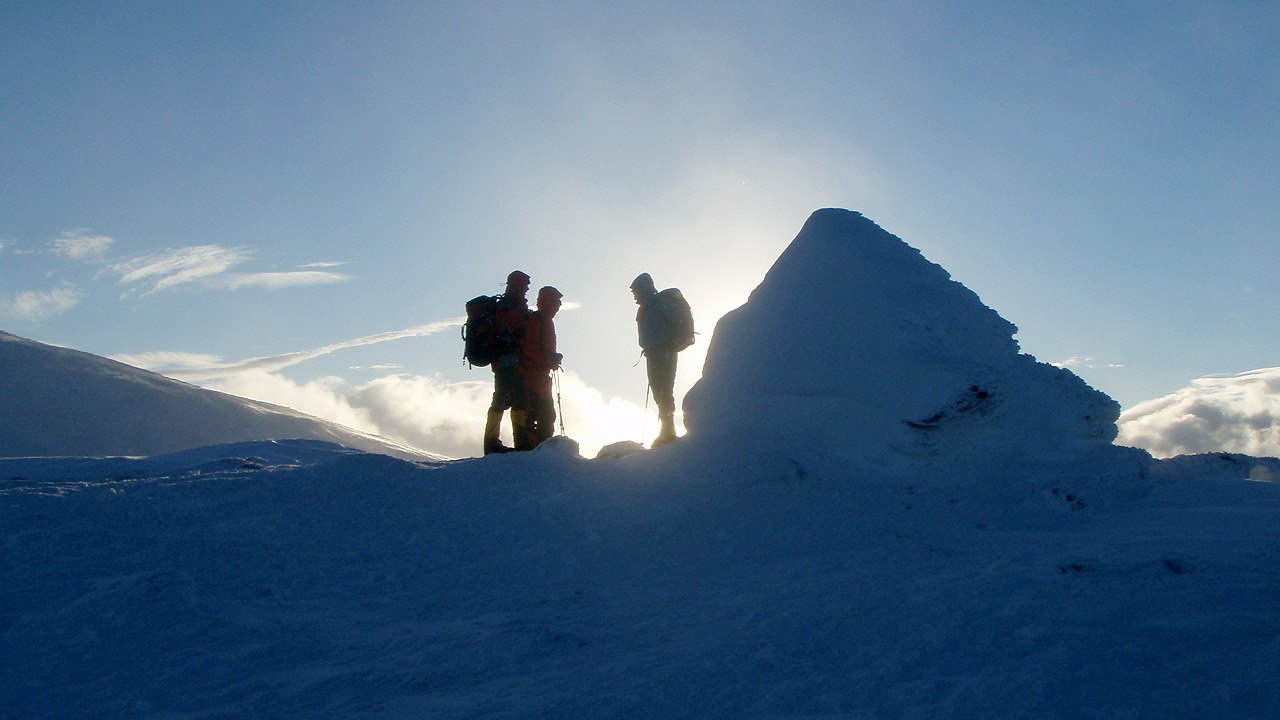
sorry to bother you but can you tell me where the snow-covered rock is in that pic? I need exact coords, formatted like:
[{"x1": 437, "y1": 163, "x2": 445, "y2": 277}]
[{"x1": 684, "y1": 209, "x2": 1121, "y2": 464}]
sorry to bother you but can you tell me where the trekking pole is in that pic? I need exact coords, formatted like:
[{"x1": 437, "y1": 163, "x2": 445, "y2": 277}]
[
  {"x1": 642, "y1": 383, "x2": 651, "y2": 445},
  {"x1": 554, "y1": 368, "x2": 566, "y2": 436}
]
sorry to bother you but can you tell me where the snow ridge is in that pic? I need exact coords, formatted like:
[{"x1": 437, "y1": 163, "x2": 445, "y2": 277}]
[{"x1": 0, "y1": 331, "x2": 432, "y2": 461}]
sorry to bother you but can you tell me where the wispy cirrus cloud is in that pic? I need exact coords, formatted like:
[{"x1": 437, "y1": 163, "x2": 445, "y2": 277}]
[
  {"x1": 110, "y1": 245, "x2": 350, "y2": 296},
  {"x1": 224, "y1": 270, "x2": 351, "y2": 290},
  {"x1": 109, "y1": 351, "x2": 227, "y2": 371},
  {"x1": 113, "y1": 245, "x2": 253, "y2": 296},
  {"x1": 1053, "y1": 356, "x2": 1125, "y2": 370},
  {"x1": 0, "y1": 286, "x2": 83, "y2": 323},
  {"x1": 117, "y1": 318, "x2": 464, "y2": 381},
  {"x1": 49, "y1": 231, "x2": 114, "y2": 261}
]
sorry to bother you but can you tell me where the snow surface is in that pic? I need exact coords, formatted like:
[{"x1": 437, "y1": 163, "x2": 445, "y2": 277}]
[
  {"x1": 3, "y1": 209, "x2": 1279, "y2": 718},
  {"x1": 0, "y1": 330, "x2": 434, "y2": 462}
]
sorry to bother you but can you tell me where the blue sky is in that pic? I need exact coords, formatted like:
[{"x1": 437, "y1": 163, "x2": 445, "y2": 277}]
[{"x1": 3, "y1": 1, "x2": 1279, "y2": 456}]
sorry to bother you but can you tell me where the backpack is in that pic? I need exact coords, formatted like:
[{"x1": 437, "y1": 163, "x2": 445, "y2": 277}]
[
  {"x1": 657, "y1": 288, "x2": 695, "y2": 351},
  {"x1": 462, "y1": 295, "x2": 507, "y2": 367}
]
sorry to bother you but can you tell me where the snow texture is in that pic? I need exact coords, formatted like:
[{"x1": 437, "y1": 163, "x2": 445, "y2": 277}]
[{"x1": 2, "y1": 209, "x2": 1279, "y2": 719}]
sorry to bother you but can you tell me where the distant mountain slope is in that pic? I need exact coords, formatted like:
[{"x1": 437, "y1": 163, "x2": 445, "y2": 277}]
[{"x1": 0, "y1": 331, "x2": 433, "y2": 460}]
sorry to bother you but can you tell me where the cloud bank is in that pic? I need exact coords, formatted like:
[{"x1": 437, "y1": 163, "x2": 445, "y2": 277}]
[
  {"x1": 206, "y1": 369, "x2": 652, "y2": 459},
  {"x1": 118, "y1": 320, "x2": 657, "y2": 458},
  {"x1": 115, "y1": 323, "x2": 1280, "y2": 461},
  {"x1": 1117, "y1": 367, "x2": 1280, "y2": 458}
]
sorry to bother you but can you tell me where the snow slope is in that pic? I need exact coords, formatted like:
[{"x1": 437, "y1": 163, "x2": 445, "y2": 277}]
[
  {"x1": 0, "y1": 331, "x2": 433, "y2": 461},
  {"x1": 3, "y1": 210, "x2": 1279, "y2": 718}
]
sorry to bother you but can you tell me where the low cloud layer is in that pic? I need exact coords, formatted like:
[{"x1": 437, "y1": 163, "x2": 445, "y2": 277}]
[
  {"x1": 118, "y1": 324, "x2": 1280, "y2": 462},
  {"x1": 207, "y1": 369, "x2": 653, "y2": 459},
  {"x1": 1117, "y1": 367, "x2": 1280, "y2": 458},
  {"x1": 118, "y1": 320, "x2": 659, "y2": 458}
]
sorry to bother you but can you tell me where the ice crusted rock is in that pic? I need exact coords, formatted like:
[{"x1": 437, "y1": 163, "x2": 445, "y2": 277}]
[{"x1": 682, "y1": 209, "x2": 1121, "y2": 462}]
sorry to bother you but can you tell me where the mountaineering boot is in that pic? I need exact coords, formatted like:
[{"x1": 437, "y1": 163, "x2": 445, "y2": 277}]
[
  {"x1": 651, "y1": 413, "x2": 677, "y2": 448},
  {"x1": 483, "y1": 410, "x2": 513, "y2": 455},
  {"x1": 511, "y1": 410, "x2": 534, "y2": 451}
]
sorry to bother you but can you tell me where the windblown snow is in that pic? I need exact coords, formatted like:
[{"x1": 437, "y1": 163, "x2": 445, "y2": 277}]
[{"x1": 3, "y1": 209, "x2": 1278, "y2": 719}]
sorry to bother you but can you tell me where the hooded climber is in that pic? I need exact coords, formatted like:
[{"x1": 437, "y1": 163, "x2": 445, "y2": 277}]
[
  {"x1": 483, "y1": 270, "x2": 534, "y2": 454},
  {"x1": 630, "y1": 272, "x2": 694, "y2": 447},
  {"x1": 521, "y1": 286, "x2": 563, "y2": 447}
]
